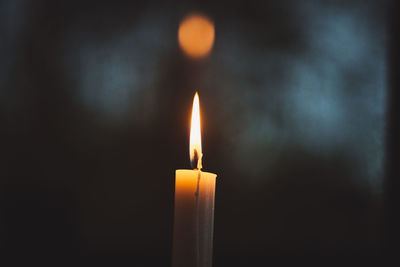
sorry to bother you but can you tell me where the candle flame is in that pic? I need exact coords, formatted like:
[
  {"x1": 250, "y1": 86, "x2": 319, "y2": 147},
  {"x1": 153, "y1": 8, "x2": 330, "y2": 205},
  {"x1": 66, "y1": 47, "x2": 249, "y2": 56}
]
[{"x1": 190, "y1": 92, "x2": 202, "y2": 170}]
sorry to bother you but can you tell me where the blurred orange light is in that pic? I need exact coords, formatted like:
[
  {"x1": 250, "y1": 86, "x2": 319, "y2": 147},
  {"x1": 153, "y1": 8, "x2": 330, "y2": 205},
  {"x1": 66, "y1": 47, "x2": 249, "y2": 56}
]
[{"x1": 178, "y1": 14, "x2": 215, "y2": 59}]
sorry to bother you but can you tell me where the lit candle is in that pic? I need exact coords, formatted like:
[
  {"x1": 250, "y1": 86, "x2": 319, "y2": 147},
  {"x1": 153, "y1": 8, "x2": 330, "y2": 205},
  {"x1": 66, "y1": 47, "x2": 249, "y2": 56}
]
[{"x1": 172, "y1": 92, "x2": 217, "y2": 267}]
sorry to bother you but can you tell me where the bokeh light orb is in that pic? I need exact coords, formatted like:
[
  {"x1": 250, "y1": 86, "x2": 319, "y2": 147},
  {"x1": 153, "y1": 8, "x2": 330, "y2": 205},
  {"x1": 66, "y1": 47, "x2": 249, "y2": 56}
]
[{"x1": 178, "y1": 14, "x2": 215, "y2": 59}]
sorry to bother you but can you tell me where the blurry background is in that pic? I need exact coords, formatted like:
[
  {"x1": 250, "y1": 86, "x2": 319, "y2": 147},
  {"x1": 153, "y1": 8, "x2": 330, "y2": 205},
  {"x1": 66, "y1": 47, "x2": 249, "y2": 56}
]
[{"x1": 0, "y1": 0, "x2": 397, "y2": 266}]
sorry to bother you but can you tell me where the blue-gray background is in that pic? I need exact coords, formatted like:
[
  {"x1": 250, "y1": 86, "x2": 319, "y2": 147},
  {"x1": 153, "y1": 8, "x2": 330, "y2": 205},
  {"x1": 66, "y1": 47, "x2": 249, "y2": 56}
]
[{"x1": 0, "y1": 0, "x2": 395, "y2": 266}]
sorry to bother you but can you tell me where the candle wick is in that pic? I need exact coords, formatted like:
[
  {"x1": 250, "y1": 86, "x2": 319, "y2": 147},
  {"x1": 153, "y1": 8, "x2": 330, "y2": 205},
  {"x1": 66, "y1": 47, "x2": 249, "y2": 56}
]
[
  {"x1": 197, "y1": 153, "x2": 203, "y2": 170},
  {"x1": 192, "y1": 149, "x2": 203, "y2": 170}
]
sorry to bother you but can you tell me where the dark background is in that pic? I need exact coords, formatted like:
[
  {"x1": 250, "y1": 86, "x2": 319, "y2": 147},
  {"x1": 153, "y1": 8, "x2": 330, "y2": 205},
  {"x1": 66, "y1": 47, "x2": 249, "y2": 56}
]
[{"x1": 1, "y1": 0, "x2": 398, "y2": 266}]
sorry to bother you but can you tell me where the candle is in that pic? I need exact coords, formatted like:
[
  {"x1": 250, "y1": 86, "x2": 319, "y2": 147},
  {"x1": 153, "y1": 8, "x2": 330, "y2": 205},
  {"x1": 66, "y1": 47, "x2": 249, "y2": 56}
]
[{"x1": 172, "y1": 92, "x2": 217, "y2": 267}]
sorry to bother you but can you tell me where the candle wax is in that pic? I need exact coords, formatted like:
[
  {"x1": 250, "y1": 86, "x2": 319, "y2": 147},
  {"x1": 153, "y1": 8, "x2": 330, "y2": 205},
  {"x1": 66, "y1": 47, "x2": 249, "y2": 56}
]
[{"x1": 172, "y1": 169, "x2": 217, "y2": 267}]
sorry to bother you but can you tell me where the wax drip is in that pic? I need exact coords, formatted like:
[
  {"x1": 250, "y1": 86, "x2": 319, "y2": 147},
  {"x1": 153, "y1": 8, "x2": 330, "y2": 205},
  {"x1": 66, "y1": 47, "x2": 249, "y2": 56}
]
[
  {"x1": 193, "y1": 148, "x2": 203, "y2": 266},
  {"x1": 194, "y1": 166, "x2": 202, "y2": 266}
]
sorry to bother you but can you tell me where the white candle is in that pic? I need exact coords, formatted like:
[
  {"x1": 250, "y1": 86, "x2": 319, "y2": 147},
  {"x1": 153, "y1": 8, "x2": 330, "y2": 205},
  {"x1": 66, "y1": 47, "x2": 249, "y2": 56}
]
[{"x1": 172, "y1": 93, "x2": 217, "y2": 267}]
